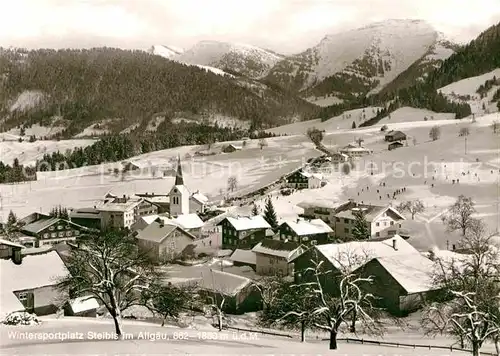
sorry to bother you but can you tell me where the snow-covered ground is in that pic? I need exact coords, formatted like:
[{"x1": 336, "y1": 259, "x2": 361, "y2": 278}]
[
  {"x1": 305, "y1": 95, "x2": 344, "y2": 107},
  {"x1": 0, "y1": 139, "x2": 96, "y2": 166},
  {"x1": 73, "y1": 124, "x2": 110, "y2": 138},
  {"x1": 438, "y1": 68, "x2": 500, "y2": 97},
  {"x1": 9, "y1": 90, "x2": 44, "y2": 112},
  {"x1": 146, "y1": 116, "x2": 166, "y2": 132},
  {"x1": 6, "y1": 124, "x2": 65, "y2": 139}
]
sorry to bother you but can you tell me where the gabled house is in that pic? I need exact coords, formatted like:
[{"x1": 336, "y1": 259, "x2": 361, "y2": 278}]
[
  {"x1": 354, "y1": 253, "x2": 439, "y2": 315},
  {"x1": 69, "y1": 207, "x2": 102, "y2": 230},
  {"x1": 252, "y1": 239, "x2": 305, "y2": 276},
  {"x1": 330, "y1": 152, "x2": 349, "y2": 164},
  {"x1": 190, "y1": 191, "x2": 208, "y2": 214},
  {"x1": 339, "y1": 145, "x2": 373, "y2": 158},
  {"x1": 292, "y1": 235, "x2": 420, "y2": 295},
  {"x1": 384, "y1": 130, "x2": 407, "y2": 142},
  {"x1": 278, "y1": 218, "x2": 333, "y2": 245},
  {"x1": 135, "y1": 219, "x2": 196, "y2": 262},
  {"x1": 19, "y1": 215, "x2": 88, "y2": 247},
  {"x1": 229, "y1": 249, "x2": 257, "y2": 271},
  {"x1": 136, "y1": 193, "x2": 170, "y2": 214},
  {"x1": 0, "y1": 238, "x2": 24, "y2": 263},
  {"x1": 217, "y1": 215, "x2": 272, "y2": 250},
  {"x1": 131, "y1": 213, "x2": 204, "y2": 238},
  {"x1": 0, "y1": 250, "x2": 69, "y2": 319},
  {"x1": 332, "y1": 202, "x2": 406, "y2": 240},
  {"x1": 96, "y1": 195, "x2": 158, "y2": 229},
  {"x1": 286, "y1": 170, "x2": 324, "y2": 189},
  {"x1": 222, "y1": 144, "x2": 242, "y2": 153}
]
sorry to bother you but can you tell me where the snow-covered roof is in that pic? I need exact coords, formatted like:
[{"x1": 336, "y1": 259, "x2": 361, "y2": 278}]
[
  {"x1": 186, "y1": 269, "x2": 252, "y2": 296},
  {"x1": 219, "y1": 215, "x2": 271, "y2": 231},
  {"x1": 191, "y1": 191, "x2": 208, "y2": 204},
  {"x1": 335, "y1": 204, "x2": 405, "y2": 222},
  {"x1": 67, "y1": 296, "x2": 99, "y2": 313},
  {"x1": 252, "y1": 239, "x2": 304, "y2": 261},
  {"x1": 96, "y1": 197, "x2": 143, "y2": 212},
  {"x1": 282, "y1": 218, "x2": 333, "y2": 236},
  {"x1": 217, "y1": 249, "x2": 233, "y2": 258},
  {"x1": 373, "y1": 254, "x2": 437, "y2": 294},
  {"x1": 297, "y1": 200, "x2": 340, "y2": 210},
  {"x1": 135, "y1": 221, "x2": 195, "y2": 243},
  {"x1": 0, "y1": 251, "x2": 68, "y2": 318},
  {"x1": 144, "y1": 196, "x2": 170, "y2": 204},
  {"x1": 171, "y1": 213, "x2": 204, "y2": 230},
  {"x1": 0, "y1": 238, "x2": 25, "y2": 249},
  {"x1": 313, "y1": 235, "x2": 419, "y2": 272},
  {"x1": 340, "y1": 146, "x2": 373, "y2": 153},
  {"x1": 170, "y1": 184, "x2": 190, "y2": 197},
  {"x1": 21, "y1": 217, "x2": 62, "y2": 234},
  {"x1": 299, "y1": 171, "x2": 323, "y2": 180},
  {"x1": 229, "y1": 249, "x2": 257, "y2": 265}
]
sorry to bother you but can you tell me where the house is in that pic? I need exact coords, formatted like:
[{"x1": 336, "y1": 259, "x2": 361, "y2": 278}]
[
  {"x1": 135, "y1": 219, "x2": 196, "y2": 262},
  {"x1": 292, "y1": 235, "x2": 421, "y2": 295},
  {"x1": 278, "y1": 218, "x2": 333, "y2": 245},
  {"x1": 170, "y1": 268, "x2": 261, "y2": 314},
  {"x1": 0, "y1": 250, "x2": 69, "y2": 319},
  {"x1": 190, "y1": 191, "x2": 209, "y2": 214},
  {"x1": 19, "y1": 216, "x2": 88, "y2": 247},
  {"x1": 332, "y1": 201, "x2": 406, "y2": 240},
  {"x1": 384, "y1": 130, "x2": 407, "y2": 142},
  {"x1": 69, "y1": 207, "x2": 102, "y2": 230},
  {"x1": 64, "y1": 296, "x2": 99, "y2": 317},
  {"x1": 354, "y1": 254, "x2": 439, "y2": 315},
  {"x1": 17, "y1": 212, "x2": 51, "y2": 226},
  {"x1": 222, "y1": 144, "x2": 242, "y2": 153},
  {"x1": 217, "y1": 215, "x2": 272, "y2": 250},
  {"x1": 229, "y1": 249, "x2": 257, "y2": 270},
  {"x1": 330, "y1": 152, "x2": 349, "y2": 164},
  {"x1": 252, "y1": 239, "x2": 305, "y2": 276},
  {"x1": 286, "y1": 170, "x2": 324, "y2": 189},
  {"x1": 169, "y1": 156, "x2": 191, "y2": 216},
  {"x1": 388, "y1": 141, "x2": 404, "y2": 151},
  {"x1": 132, "y1": 213, "x2": 204, "y2": 238},
  {"x1": 136, "y1": 193, "x2": 170, "y2": 214},
  {"x1": 0, "y1": 238, "x2": 24, "y2": 263},
  {"x1": 96, "y1": 195, "x2": 158, "y2": 229},
  {"x1": 297, "y1": 200, "x2": 346, "y2": 225},
  {"x1": 339, "y1": 145, "x2": 373, "y2": 158}
]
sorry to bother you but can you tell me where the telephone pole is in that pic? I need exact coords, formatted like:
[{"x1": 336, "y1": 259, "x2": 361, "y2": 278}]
[{"x1": 464, "y1": 136, "x2": 467, "y2": 155}]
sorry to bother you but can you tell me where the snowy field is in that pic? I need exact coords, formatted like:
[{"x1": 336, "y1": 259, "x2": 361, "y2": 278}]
[
  {"x1": 0, "y1": 139, "x2": 96, "y2": 166},
  {"x1": 305, "y1": 95, "x2": 344, "y2": 107},
  {"x1": 5, "y1": 124, "x2": 65, "y2": 139},
  {"x1": 0, "y1": 317, "x2": 491, "y2": 356}
]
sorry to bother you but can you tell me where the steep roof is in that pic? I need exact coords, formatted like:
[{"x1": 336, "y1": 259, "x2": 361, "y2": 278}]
[
  {"x1": 96, "y1": 197, "x2": 143, "y2": 212},
  {"x1": 335, "y1": 204, "x2": 405, "y2": 222},
  {"x1": 299, "y1": 171, "x2": 323, "y2": 180},
  {"x1": 385, "y1": 130, "x2": 406, "y2": 137},
  {"x1": 197, "y1": 269, "x2": 252, "y2": 296},
  {"x1": 191, "y1": 191, "x2": 208, "y2": 204},
  {"x1": 175, "y1": 155, "x2": 184, "y2": 186},
  {"x1": 218, "y1": 215, "x2": 271, "y2": 231},
  {"x1": 311, "y1": 235, "x2": 419, "y2": 272},
  {"x1": 0, "y1": 251, "x2": 68, "y2": 318},
  {"x1": 67, "y1": 296, "x2": 100, "y2": 313},
  {"x1": 20, "y1": 217, "x2": 80, "y2": 234},
  {"x1": 229, "y1": 249, "x2": 257, "y2": 265},
  {"x1": 171, "y1": 213, "x2": 204, "y2": 230},
  {"x1": 373, "y1": 254, "x2": 437, "y2": 294},
  {"x1": 252, "y1": 239, "x2": 304, "y2": 261},
  {"x1": 135, "y1": 221, "x2": 195, "y2": 243},
  {"x1": 0, "y1": 238, "x2": 25, "y2": 249},
  {"x1": 282, "y1": 218, "x2": 333, "y2": 236}
]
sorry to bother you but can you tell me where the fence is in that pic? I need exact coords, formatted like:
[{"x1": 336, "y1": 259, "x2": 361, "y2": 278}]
[
  {"x1": 320, "y1": 337, "x2": 497, "y2": 355},
  {"x1": 222, "y1": 325, "x2": 294, "y2": 339}
]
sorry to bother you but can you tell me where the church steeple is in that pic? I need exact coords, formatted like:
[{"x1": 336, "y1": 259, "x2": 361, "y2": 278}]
[{"x1": 175, "y1": 155, "x2": 184, "y2": 186}]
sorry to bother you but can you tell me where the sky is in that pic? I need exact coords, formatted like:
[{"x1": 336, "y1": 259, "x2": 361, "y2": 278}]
[{"x1": 1, "y1": 0, "x2": 500, "y2": 54}]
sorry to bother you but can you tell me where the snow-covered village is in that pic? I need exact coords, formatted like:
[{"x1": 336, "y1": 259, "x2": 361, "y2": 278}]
[{"x1": 1, "y1": 2, "x2": 500, "y2": 356}]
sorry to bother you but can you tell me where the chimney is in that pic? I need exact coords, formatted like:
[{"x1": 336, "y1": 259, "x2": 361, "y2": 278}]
[{"x1": 392, "y1": 239, "x2": 397, "y2": 250}]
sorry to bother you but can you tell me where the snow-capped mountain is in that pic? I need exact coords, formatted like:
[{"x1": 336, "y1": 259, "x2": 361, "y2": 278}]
[
  {"x1": 156, "y1": 40, "x2": 285, "y2": 79},
  {"x1": 266, "y1": 19, "x2": 457, "y2": 99},
  {"x1": 148, "y1": 45, "x2": 184, "y2": 59}
]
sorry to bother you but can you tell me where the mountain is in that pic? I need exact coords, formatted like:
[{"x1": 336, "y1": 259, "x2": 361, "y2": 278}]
[
  {"x1": 148, "y1": 44, "x2": 184, "y2": 59},
  {"x1": 151, "y1": 40, "x2": 285, "y2": 79},
  {"x1": 266, "y1": 19, "x2": 457, "y2": 101},
  {"x1": 0, "y1": 48, "x2": 319, "y2": 138}
]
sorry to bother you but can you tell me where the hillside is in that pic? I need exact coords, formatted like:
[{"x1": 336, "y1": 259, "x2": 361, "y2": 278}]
[
  {"x1": 0, "y1": 48, "x2": 319, "y2": 138},
  {"x1": 156, "y1": 40, "x2": 285, "y2": 79},
  {"x1": 265, "y1": 20, "x2": 453, "y2": 101}
]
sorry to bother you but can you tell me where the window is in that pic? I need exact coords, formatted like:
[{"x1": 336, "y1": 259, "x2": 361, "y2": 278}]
[
  {"x1": 384, "y1": 222, "x2": 387, "y2": 226},
  {"x1": 399, "y1": 224, "x2": 402, "y2": 228},
  {"x1": 51, "y1": 232, "x2": 57, "y2": 238},
  {"x1": 43, "y1": 233, "x2": 49, "y2": 239},
  {"x1": 390, "y1": 221, "x2": 394, "y2": 226},
  {"x1": 66, "y1": 231, "x2": 72, "y2": 237},
  {"x1": 75, "y1": 231, "x2": 80, "y2": 236},
  {"x1": 336, "y1": 217, "x2": 340, "y2": 222},
  {"x1": 344, "y1": 228, "x2": 349, "y2": 233},
  {"x1": 293, "y1": 236, "x2": 298, "y2": 242},
  {"x1": 344, "y1": 219, "x2": 349, "y2": 224},
  {"x1": 250, "y1": 235, "x2": 254, "y2": 240},
  {"x1": 49, "y1": 226, "x2": 55, "y2": 231},
  {"x1": 57, "y1": 225, "x2": 63, "y2": 230},
  {"x1": 58, "y1": 232, "x2": 64, "y2": 238},
  {"x1": 376, "y1": 232, "x2": 380, "y2": 237},
  {"x1": 18, "y1": 292, "x2": 28, "y2": 301},
  {"x1": 376, "y1": 222, "x2": 380, "y2": 227}
]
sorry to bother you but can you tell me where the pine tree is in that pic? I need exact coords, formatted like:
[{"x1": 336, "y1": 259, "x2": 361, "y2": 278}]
[
  {"x1": 351, "y1": 210, "x2": 370, "y2": 240},
  {"x1": 251, "y1": 204, "x2": 259, "y2": 216},
  {"x1": 352, "y1": 121, "x2": 356, "y2": 129},
  {"x1": 263, "y1": 197, "x2": 279, "y2": 229},
  {"x1": 7, "y1": 210, "x2": 17, "y2": 226}
]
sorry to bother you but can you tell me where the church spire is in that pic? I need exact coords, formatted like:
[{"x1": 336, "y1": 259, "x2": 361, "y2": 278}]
[{"x1": 175, "y1": 155, "x2": 184, "y2": 185}]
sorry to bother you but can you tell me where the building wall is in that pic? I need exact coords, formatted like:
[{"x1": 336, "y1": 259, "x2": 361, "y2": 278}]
[
  {"x1": 135, "y1": 201, "x2": 158, "y2": 218},
  {"x1": 255, "y1": 253, "x2": 292, "y2": 276},
  {"x1": 333, "y1": 216, "x2": 367, "y2": 240},
  {"x1": 157, "y1": 229, "x2": 193, "y2": 262},
  {"x1": 137, "y1": 239, "x2": 160, "y2": 261},
  {"x1": 370, "y1": 212, "x2": 402, "y2": 238},
  {"x1": 100, "y1": 211, "x2": 127, "y2": 229},
  {"x1": 221, "y1": 225, "x2": 265, "y2": 250},
  {"x1": 170, "y1": 188, "x2": 190, "y2": 216},
  {"x1": 36, "y1": 222, "x2": 85, "y2": 247},
  {"x1": 189, "y1": 199, "x2": 205, "y2": 214},
  {"x1": 293, "y1": 249, "x2": 340, "y2": 294},
  {"x1": 15, "y1": 285, "x2": 63, "y2": 316},
  {"x1": 286, "y1": 171, "x2": 308, "y2": 189}
]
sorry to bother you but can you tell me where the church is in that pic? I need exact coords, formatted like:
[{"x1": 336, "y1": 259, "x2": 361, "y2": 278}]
[{"x1": 168, "y1": 156, "x2": 208, "y2": 217}]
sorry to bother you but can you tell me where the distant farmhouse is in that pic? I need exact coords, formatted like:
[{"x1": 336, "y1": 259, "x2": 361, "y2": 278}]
[
  {"x1": 384, "y1": 130, "x2": 407, "y2": 142},
  {"x1": 330, "y1": 152, "x2": 349, "y2": 164},
  {"x1": 388, "y1": 141, "x2": 405, "y2": 151},
  {"x1": 252, "y1": 239, "x2": 305, "y2": 276},
  {"x1": 217, "y1": 215, "x2": 272, "y2": 250},
  {"x1": 339, "y1": 144, "x2": 373, "y2": 158},
  {"x1": 222, "y1": 144, "x2": 242, "y2": 153},
  {"x1": 286, "y1": 170, "x2": 324, "y2": 189},
  {"x1": 278, "y1": 218, "x2": 333, "y2": 245}
]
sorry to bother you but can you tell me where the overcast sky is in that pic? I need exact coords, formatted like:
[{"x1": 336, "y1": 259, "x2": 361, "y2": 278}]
[{"x1": 2, "y1": 0, "x2": 500, "y2": 54}]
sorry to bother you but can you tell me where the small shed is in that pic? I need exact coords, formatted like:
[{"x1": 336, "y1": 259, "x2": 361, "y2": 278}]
[
  {"x1": 385, "y1": 131, "x2": 407, "y2": 142},
  {"x1": 388, "y1": 141, "x2": 404, "y2": 151},
  {"x1": 222, "y1": 144, "x2": 242, "y2": 153},
  {"x1": 64, "y1": 296, "x2": 99, "y2": 317}
]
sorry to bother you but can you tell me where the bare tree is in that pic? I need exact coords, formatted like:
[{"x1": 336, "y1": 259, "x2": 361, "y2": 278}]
[
  {"x1": 258, "y1": 138, "x2": 267, "y2": 150},
  {"x1": 459, "y1": 127, "x2": 470, "y2": 137},
  {"x1": 356, "y1": 137, "x2": 364, "y2": 147},
  {"x1": 227, "y1": 176, "x2": 238, "y2": 192},
  {"x1": 429, "y1": 126, "x2": 441, "y2": 141},
  {"x1": 421, "y1": 221, "x2": 500, "y2": 356},
  {"x1": 398, "y1": 200, "x2": 425, "y2": 220},
  {"x1": 58, "y1": 230, "x2": 158, "y2": 339},
  {"x1": 442, "y1": 195, "x2": 477, "y2": 236},
  {"x1": 492, "y1": 121, "x2": 499, "y2": 134},
  {"x1": 297, "y1": 258, "x2": 383, "y2": 349}
]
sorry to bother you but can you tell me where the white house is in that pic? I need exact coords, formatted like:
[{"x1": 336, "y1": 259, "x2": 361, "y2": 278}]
[
  {"x1": 190, "y1": 191, "x2": 209, "y2": 214},
  {"x1": 286, "y1": 170, "x2": 324, "y2": 189},
  {"x1": 131, "y1": 213, "x2": 204, "y2": 238},
  {"x1": 330, "y1": 152, "x2": 350, "y2": 164},
  {"x1": 96, "y1": 195, "x2": 158, "y2": 229},
  {"x1": 339, "y1": 144, "x2": 373, "y2": 158}
]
